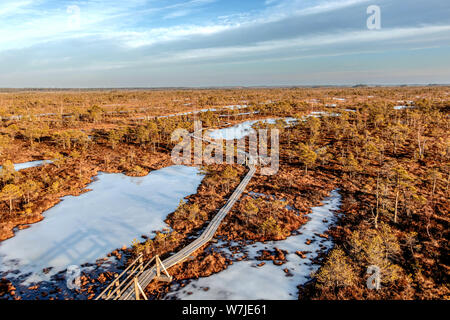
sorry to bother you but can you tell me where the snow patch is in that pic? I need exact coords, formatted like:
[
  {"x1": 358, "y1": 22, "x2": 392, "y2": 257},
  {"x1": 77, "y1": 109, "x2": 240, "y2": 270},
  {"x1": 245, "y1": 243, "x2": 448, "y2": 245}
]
[
  {"x1": 0, "y1": 165, "x2": 204, "y2": 284},
  {"x1": 165, "y1": 189, "x2": 341, "y2": 300}
]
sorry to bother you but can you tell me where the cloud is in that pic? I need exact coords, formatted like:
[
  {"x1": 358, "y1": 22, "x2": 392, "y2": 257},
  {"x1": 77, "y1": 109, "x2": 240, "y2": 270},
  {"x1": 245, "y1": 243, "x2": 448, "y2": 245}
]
[
  {"x1": 150, "y1": 25, "x2": 450, "y2": 63},
  {"x1": 0, "y1": 0, "x2": 373, "y2": 51},
  {"x1": 0, "y1": 0, "x2": 449, "y2": 86},
  {"x1": 0, "y1": 0, "x2": 34, "y2": 16}
]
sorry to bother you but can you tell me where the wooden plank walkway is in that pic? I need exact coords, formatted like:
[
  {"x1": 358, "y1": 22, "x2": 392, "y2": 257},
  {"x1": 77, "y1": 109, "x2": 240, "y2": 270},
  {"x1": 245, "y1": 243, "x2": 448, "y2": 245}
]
[
  {"x1": 116, "y1": 165, "x2": 255, "y2": 300},
  {"x1": 96, "y1": 131, "x2": 257, "y2": 300}
]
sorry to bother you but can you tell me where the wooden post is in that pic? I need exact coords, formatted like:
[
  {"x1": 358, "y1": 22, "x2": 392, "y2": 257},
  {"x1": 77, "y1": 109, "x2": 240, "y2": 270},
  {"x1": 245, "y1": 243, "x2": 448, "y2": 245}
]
[
  {"x1": 134, "y1": 277, "x2": 140, "y2": 300},
  {"x1": 139, "y1": 256, "x2": 144, "y2": 272},
  {"x1": 114, "y1": 273, "x2": 120, "y2": 298},
  {"x1": 156, "y1": 255, "x2": 161, "y2": 277},
  {"x1": 155, "y1": 255, "x2": 173, "y2": 282},
  {"x1": 134, "y1": 277, "x2": 148, "y2": 300}
]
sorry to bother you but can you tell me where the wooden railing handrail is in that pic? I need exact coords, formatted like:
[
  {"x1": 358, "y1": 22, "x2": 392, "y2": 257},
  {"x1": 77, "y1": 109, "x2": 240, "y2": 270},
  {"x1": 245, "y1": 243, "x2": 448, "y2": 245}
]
[
  {"x1": 96, "y1": 131, "x2": 257, "y2": 300},
  {"x1": 95, "y1": 253, "x2": 143, "y2": 300}
]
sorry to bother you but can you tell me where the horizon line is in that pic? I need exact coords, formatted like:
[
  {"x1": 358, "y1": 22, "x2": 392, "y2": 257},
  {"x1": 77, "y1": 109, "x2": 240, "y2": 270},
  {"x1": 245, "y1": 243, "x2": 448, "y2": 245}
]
[{"x1": 1, "y1": 83, "x2": 449, "y2": 91}]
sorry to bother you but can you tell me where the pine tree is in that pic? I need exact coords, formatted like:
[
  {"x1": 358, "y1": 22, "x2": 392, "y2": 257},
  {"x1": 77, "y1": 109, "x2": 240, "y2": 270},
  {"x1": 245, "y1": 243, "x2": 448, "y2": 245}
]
[
  {"x1": 297, "y1": 143, "x2": 317, "y2": 175},
  {"x1": 315, "y1": 247, "x2": 356, "y2": 289},
  {"x1": 392, "y1": 166, "x2": 414, "y2": 223},
  {"x1": 0, "y1": 160, "x2": 18, "y2": 186},
  {"x1": 242, "y1": 198, "x2": 259, "y2": 226},
  {"x1": 0, "y1": 184, "x2": 23, "y2": 213},
  {"x1": 108, "y1": 129, "x2": 123, "y2": 150},
  {"x1": 20, "y1": 179, "x2": 40, "y2": 203},
  {"x1": 221, "y1": 166, "x2": 238, "y2": 193}
]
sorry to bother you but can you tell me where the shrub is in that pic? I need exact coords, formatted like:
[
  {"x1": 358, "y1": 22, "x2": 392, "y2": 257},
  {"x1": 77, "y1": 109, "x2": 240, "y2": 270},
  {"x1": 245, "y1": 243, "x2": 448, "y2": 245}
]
[{"x1": 260, "y1": 216, "x2": 281, "y2": 237}]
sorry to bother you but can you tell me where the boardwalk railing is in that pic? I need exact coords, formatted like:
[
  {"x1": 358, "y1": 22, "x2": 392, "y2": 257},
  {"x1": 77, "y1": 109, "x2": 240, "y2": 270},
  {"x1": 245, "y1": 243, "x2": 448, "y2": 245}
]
[
  {"x1": 96, "y1": 131, "x2": 257, "y2": 300},
  {"x1": 94, "y1": 254, "x2": 145, "y2": 300}
]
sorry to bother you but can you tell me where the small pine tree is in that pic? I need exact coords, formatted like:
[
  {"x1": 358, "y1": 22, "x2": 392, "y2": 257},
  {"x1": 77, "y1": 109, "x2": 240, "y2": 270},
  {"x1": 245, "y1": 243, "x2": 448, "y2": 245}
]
[
  {"x1": 297, "y1": 143, "x2": 317, "y2": 174},
  {"x1": 314, "y1": 247, "x2": 356, "y2": 289},
  {"x1": 221, "y1": 166, "x2": 238, "y2": 193},
  {"x1": 260, "y1": 216, "x2": 281, "y2": 238},
  {"x1": 0, "y1": 184, "x2": 23, "y2": 213},
  {"x1": 242, "y1": 198, "x2": 259, "y2": 226},
  {"x1": 0, "y1": 160, "x2": 17, "y2": 186}
]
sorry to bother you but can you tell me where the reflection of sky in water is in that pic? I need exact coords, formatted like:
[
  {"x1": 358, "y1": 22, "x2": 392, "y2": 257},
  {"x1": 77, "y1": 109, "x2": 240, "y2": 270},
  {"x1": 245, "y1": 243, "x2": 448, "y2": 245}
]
[{"x1": 0, "y1": 165, "x2": 204, "y2": 284}]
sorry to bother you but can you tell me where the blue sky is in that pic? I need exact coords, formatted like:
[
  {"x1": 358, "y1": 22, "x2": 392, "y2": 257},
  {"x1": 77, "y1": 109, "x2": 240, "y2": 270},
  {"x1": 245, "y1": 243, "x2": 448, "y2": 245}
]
[{"x1": 0, "y1": 0, "x2": 449, "y2": 87}]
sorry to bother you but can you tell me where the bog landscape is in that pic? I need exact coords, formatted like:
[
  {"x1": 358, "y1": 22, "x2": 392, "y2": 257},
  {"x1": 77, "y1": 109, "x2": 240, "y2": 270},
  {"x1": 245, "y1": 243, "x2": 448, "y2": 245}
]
[
  {"x1": 0, "y1": 0, "x2": 449, "y2": 306},
  {"x1": 0, "y1": 86, "x2": 448, "y2": 300}
]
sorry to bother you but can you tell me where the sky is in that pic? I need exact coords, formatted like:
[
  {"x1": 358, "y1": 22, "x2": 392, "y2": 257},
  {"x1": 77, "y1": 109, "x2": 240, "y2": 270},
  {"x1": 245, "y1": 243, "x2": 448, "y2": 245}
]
[{"x1": 0, "y1": 0, "x2": 449, "y2": 87}]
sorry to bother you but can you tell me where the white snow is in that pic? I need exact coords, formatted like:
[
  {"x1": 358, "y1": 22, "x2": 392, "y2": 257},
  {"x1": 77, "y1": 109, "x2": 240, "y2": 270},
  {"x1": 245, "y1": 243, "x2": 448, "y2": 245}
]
[
  {"x1": 165, "y1": 189, "x2": 341, "y2": 300},
  {"x1": 208, "y1": 111, "x2": 345, "y2": 140},
  {"x1": 0, "y1": 165, "x2": 204, "y2": 284},
  {"x1": 222, "y1": 105, "x2": 247, "y2": 109},
  {"x1": 13, "y1": 160, "x2": 53, "y2": 171},
  {"x1": 207, "y1": 118, "x2": 297, "y2": 140},
  {"x1": 136, "y1": 104, "x2": 250, "y2": 120},
  {"x1": 307, "y1": 111, "x2": 341, "y2": 118},
  {"x1": 219, "y1": 111, "x2": 260, "y2": 117},
  {"x1": 394, "y1": 105, "x2": 413, "y2": 110},
  {"x1": 0, "y1": 160, "x2": 52, "y2": 171}
]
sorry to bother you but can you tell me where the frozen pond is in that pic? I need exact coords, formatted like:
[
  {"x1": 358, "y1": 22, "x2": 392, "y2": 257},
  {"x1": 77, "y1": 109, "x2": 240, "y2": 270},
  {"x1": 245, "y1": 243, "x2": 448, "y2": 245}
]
[
  {"x1": 219, "y1": 111, "x2": 259, "y2": 118},
  {"x1": 0, "y1": 160, "x2": 52, "y2": 171},
  {"x1": 0, "y1": 165, "x2": 204, "y2": 284},
  {"x1": 207, "y1": 110, "x2": 343, "y2": 141},
  {"x1": 307, "y1": 111, "x2": 341, "y2": 118},
  {"x1": 165, "y1": 189, "x2": 341, "y2": 300},
  {"x1": 145, "y1": 104, "x2": 249, "y2": 120},
  {"x1": 13, "y1": 160, "x2": 52, "y2": 171},
  {"x1": 394, "y1": 105, "x2": 413, "y2": 110},
  {"x1": 207, "y1": 117, "x2": 297, "y2": 140}
]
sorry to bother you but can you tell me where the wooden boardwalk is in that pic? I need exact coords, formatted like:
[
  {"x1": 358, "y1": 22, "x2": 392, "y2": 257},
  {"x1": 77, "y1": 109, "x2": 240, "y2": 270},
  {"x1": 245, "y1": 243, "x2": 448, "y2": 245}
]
[{"x1": 96, "y1": 132, "x2": 257, "y2": 300}]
